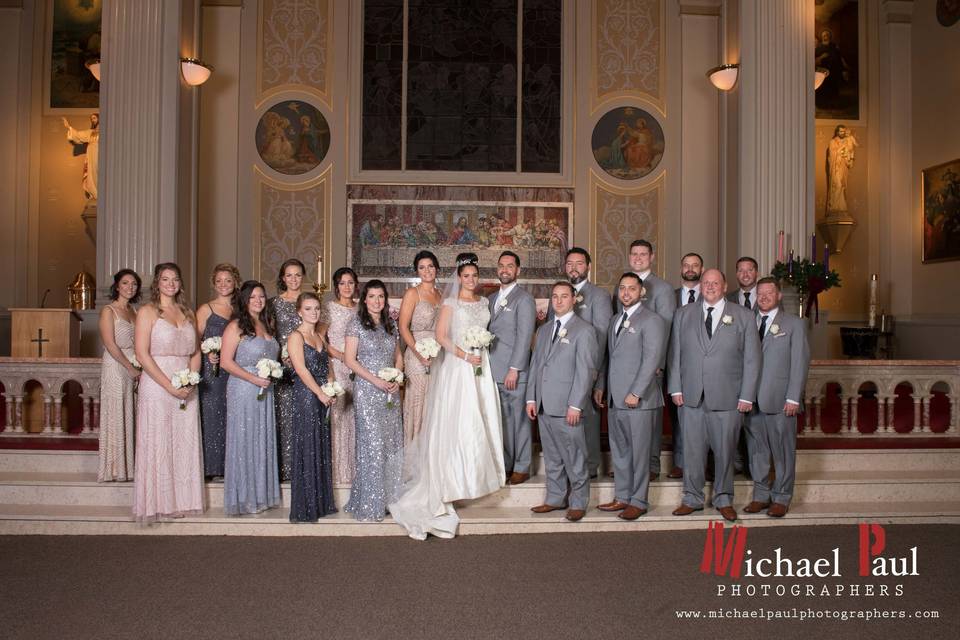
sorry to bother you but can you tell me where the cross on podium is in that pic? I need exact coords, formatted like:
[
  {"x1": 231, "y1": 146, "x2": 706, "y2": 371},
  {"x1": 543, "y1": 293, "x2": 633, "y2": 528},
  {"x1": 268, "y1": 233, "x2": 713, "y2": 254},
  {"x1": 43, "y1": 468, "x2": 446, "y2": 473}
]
[{"x1": 31, "y1": 328, "x2": 50, "y2": 357}]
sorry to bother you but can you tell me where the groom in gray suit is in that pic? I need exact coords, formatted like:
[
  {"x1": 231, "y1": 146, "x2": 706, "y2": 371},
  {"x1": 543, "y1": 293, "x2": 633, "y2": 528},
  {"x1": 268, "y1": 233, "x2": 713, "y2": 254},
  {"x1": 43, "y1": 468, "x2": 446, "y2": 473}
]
[
  {"x1": 488, "y1": 251, "x2": 537, "y2": 485},
  {"x1": 743, "y1": 277, "x2": 810, "y2": 518},
  {"x1": 668, "y1": 269, "x2": 761, "y2": 522},
  {"x1": 548, "y1": 247, "x2": 611, "y2": 478},
  {"x1": 593, "y1": 273, "x2": 666, "y2": 519},
  {"x1": 527, "y1": 281, "x2": 599, "y2": 522}
]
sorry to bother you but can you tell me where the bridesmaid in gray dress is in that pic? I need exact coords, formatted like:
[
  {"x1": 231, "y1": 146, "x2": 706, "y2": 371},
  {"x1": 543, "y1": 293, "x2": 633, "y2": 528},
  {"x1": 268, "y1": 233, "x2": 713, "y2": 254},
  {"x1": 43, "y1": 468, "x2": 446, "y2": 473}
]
[
  {"x1": 270, "y1": 258, "x2": 305, "y2": 482},
  {"x1": 196, "y1": 263, "x2": 240, "y2": 479},
  {"x1": 221, "y1": 280, "x2": 281, "y2": 516},
  {"x1": 343, "y1": 279, "x2": 404, "y2": 522}
]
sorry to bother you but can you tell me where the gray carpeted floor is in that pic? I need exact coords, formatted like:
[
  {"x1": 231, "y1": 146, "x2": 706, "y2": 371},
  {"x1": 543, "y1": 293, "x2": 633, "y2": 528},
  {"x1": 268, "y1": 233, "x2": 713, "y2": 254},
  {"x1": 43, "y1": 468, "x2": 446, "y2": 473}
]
[{"x1": 2, "y1": 525, "x2": 958, "y2": 639}]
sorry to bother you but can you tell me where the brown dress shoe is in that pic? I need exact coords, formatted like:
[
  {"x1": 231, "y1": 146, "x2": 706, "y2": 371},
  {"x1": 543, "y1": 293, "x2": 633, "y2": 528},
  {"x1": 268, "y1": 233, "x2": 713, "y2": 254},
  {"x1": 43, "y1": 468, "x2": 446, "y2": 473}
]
[
  {"x1": 565, "y1": 509, "x2": 586, "y2": 522},
  {"x1": 672, "y1": 504, "x2": 703, "y2": 516},
  {"x1": 767, "y1": 503, "x2": 789, "y2": 518},
  {"x1": 597, "y1": 500, "x2": 628, "y2": 512},
  {"x1": 743, "y1": 500, "x2": 771, "y2": 514},
  {"x1": 666, "y1": 467, "x2": 683, "y2": 479},
  {"x1": 531, "y1": 503, "x2": 566, "y2": 514},
  {"x1": 509, "y1": 472, "x2": 530, "y2": 485},
  {"x1": 718, "y1": 506, "x2": 738, "y2": 522},
  {"x1": 619, "y1": 505, "x2": 647, "y2": 520}
]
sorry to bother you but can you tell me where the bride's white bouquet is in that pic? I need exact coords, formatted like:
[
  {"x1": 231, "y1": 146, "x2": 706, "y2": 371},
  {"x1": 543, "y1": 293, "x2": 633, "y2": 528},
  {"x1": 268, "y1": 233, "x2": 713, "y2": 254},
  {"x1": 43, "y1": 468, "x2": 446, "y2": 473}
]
[
  {"x1": 170, "y1": 369, "x2": 201, "y2": 409},
  {"x1": 200, "y1": 336, "x2": 222, "y2": 376},
  {"x1": 462, "y1": 326, "x2": 496, "y2": 376},
  {"x1": 377, "y1": 367, "x2": 404, "y2": 408},
  {"x1": 414, "y1": 337, "x2": 441, "y2": 374},
  {"x1": 255, "y1": 358, "x2": 284, "y2": 400}
]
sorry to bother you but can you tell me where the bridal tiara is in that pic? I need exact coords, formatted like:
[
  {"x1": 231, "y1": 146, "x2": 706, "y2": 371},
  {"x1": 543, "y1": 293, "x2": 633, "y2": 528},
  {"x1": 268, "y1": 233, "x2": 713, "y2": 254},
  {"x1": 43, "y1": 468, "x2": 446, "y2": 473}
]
[{"x1": 456, "y1": 256, "x2": 478, "y2": 267}]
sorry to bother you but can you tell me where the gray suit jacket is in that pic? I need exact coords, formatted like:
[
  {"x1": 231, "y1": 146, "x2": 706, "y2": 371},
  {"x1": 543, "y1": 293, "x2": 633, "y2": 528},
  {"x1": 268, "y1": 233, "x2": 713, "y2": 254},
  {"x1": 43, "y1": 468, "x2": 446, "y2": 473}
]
[
  {"x1": 756, "y1": 310, "x2": 810, "y2": 414},
  {"x1": 667, "y1": 301, "x2": 761, "y2": 411},
  {"x1": 487, "y1": 285, "x2": 536, "y2": 383},
  {"x1": 615, "y1": 273, "x2": 676, "y2": 326},
  {"x1": 595, "y1": 307, "x2": 665, "y2": 410},
  {"x1": 548, "y1": 280, "x2": 611, "y2": 363},
  {"x1": 526, "y1": 315, "x2": 599, "y2": 417}
]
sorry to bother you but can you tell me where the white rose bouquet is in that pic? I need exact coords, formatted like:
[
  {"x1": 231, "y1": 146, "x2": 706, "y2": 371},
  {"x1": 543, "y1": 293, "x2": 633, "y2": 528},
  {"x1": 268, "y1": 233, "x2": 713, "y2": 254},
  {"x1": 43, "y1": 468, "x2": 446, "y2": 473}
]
[
  {"x1": 462, "y1": 326, "x2": 496, "y2": 376},
  {"x1": 127, "y1": 353, "x2": 142, "y2": 371},
  {"x1": 377, "y1": 367, "x2": 404, "y2": 408},
  {"x1": 320, "y1": 380, "x2": 345, "y2": 398},
  {"x1": 200, "y1": 336, "x2": 222, "y2": 376},
  {"x1": 170, "y1": 369, "x2": 201, "y2": 409},
  {"x1": 414, "y1": 337, "x2": 441, "y2": 374},
  {"x1": 255, "y1": 358, "x2": 284, "y2": 400}
]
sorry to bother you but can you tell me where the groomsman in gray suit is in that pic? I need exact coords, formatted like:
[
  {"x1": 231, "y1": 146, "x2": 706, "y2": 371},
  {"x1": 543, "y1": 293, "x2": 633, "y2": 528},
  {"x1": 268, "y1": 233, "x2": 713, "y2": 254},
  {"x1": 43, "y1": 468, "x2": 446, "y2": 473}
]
[
  {"x1": 488, "y1": 251, "x2": 537, "y2": 485},
  {"x1": 593, "y1": 273, "x2": 666, "y2": 520},
  {"x1": 548, "y1": 247, "x2": 611, "y2": 478},
  {"x1": 527, "y1": 281, "x2": 600, "y2": 522},
  {"x1": 667, "y1": 251, "x2": 704, "y2": 480},
  {"x1": 624, "y1": 239, "x2": 676, "y2": 481},
  {"x1": 727, "y1": 256, "x2": 759, "y2": 310},
  {"x1": 743, "y1": 277, "x2": 810, "y2": 518},
  {"x1": 669, "y1": 269, "x2": 761, "y2": 522}
]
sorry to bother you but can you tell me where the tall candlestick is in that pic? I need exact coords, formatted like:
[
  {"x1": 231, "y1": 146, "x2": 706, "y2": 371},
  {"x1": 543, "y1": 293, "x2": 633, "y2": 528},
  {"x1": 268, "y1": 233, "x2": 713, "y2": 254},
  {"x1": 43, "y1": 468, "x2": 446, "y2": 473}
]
[
  {"x1": 317, "y1": 256, "x2": 324, "y2": 284},
  {"x1": 824, "y1": 244, "x2": 829, "y2": 273},
  {"x1": 868, "y1": 274, "x2": 878, "y2": 328},
  {"x1": 787, "y1": 250, "x2": 794, "y2": 276},
  {"x1": 811, "y1": 233, "x2": 816, "y2": 261},
  {"x1": 777, "y1": 230, "x2": 785, "y2": 262}
]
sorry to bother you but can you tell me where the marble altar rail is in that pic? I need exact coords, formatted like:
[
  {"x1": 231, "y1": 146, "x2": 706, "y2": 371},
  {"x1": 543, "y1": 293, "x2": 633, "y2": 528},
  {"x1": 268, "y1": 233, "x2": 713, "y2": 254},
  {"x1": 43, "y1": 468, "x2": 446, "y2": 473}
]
[{"x1": 0, "y1": 358, "x2": 101, "y2": 437}]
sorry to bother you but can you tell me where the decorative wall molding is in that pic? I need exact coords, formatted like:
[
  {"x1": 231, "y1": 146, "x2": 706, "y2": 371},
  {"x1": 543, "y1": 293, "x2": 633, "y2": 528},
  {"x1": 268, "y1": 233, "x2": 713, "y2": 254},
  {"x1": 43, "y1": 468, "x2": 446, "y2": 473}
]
[
  {"x1": 592, "y1": 0, "x2": 665, "y2": 114},
  {"x1": 257, "y1": 0, "x2": 332, "y2": 107}
]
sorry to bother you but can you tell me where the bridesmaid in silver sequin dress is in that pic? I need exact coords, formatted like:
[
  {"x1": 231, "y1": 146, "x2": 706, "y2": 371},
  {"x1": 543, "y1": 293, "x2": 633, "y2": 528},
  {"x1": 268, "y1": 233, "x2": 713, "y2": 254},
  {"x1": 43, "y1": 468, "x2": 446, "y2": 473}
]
[
  {"x1": 196, "y1": 263, "x2": 240, "y2": 479},
  {"x1": 221, "y1": 280, "x2": 281, "y2": 516},
  {"x1": 343, "y1": 279, "x2": 404, "y2": 522},
  {"x1": 398, "y1": 251, "x2": 441, "y2": 443},
  {"x1": 269, "y1": 258, "x2": 305, "y2": 482},
  {"x1": 322, "y1": 267, "x2": 359, "y2": 485}
]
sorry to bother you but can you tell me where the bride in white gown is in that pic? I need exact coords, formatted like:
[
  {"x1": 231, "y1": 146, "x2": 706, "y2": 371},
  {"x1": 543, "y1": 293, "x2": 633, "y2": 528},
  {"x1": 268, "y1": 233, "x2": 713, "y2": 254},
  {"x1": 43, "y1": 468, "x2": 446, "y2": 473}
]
[{"x1": 389, "y1": 253, "x2": 505, "y2": 540}]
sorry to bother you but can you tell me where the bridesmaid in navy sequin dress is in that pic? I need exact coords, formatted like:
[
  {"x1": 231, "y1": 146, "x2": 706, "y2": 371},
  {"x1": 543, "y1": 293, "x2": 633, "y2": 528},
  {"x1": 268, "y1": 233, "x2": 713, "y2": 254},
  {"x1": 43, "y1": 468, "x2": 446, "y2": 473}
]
[
  {"x1": 286, "y1": 292, "x2": 337, "y2": 522},
  {"x1": 343, "y1": 279, "x2": 404, "y2": 522},
  {"x1": 196, "y1": 263, "x2": 240, "y2": 479},
  {"x1": 270, "y1": 259, "x2": 306, "y2": 482}
]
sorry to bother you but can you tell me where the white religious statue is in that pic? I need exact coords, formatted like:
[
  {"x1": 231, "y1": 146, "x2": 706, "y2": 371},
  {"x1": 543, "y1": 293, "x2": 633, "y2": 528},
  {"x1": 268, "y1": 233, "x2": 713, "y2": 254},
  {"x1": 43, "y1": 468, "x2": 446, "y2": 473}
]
[
  {"x1": 825, "y1": 124, "x2": 858, "y2": 215},
  {"x1": 62, "y1": 114, "x2": 100, "y2": 201}
]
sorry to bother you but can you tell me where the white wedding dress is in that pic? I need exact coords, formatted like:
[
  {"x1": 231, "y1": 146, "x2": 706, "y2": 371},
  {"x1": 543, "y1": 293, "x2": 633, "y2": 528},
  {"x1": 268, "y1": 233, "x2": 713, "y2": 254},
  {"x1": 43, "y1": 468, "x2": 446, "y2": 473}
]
[{"x1": 389, "y1": 297, "x2": 505, "y2": 540}]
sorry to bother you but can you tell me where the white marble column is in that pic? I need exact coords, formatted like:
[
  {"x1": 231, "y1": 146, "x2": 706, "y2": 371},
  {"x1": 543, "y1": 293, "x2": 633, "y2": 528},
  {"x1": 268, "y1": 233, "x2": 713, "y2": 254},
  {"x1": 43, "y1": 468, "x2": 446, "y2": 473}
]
[
  {"x1": 97, "y1": 0, "x2": 193, "y2": 298},
  {"x1": 736, "y1": 0, "x2": 814, "y2": 272}
]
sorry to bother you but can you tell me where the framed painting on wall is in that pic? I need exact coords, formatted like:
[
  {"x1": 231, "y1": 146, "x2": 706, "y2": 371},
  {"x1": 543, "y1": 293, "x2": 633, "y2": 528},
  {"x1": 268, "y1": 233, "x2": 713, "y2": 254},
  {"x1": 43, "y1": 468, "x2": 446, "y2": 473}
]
[
  {"x1": 814, "y1": 0, "x2": 862, "y2": 122},
  {"x1": 255, "y1": 100, "x2": 331, "y2": 176},
  {"x1": 922, "y1": 158, "x2": 960, "y2": 264},
  {"x1": 44, "y1": 0, "x2": 101, "y2": 114},
  {"x1": 346, "y1": 200, "x2": 573, "y2": 283},
  {"x1": 591, "y1": 106, "x2": 665, "y2": 181}
]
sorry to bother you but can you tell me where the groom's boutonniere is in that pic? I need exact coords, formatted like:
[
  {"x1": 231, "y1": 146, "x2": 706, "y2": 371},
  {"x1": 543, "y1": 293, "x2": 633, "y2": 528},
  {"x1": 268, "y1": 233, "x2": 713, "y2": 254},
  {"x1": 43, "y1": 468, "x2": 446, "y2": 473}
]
[
  {"x1": 769, "y1": 323, "x2": 781, "y2": 335},
  {"x1": 721, "y1": 315, "x2": 733, "y2": 325}
]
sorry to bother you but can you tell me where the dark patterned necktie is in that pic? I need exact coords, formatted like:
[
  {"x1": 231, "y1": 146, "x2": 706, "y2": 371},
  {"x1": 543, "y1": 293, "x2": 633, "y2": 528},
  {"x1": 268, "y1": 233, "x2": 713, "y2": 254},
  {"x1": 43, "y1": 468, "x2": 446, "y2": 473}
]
[
  {"x1": 759, "y1": 314, "x2": 768, "y2": 341},
  {"x1": 688, "y1": 289, "x2": 695, "y2": 304},
  {"x1": 616, "y1": 311, "x2": 628, "y2": 337},
  {"x1": 551, "y1": 319, "x2": 562, "y2": 343},
  {"x1": 705, "y1": 307, "x2": 714, "y2": 338},
  {"x1": 743, "y1": 292, "x2": 752, "y2": 310}
]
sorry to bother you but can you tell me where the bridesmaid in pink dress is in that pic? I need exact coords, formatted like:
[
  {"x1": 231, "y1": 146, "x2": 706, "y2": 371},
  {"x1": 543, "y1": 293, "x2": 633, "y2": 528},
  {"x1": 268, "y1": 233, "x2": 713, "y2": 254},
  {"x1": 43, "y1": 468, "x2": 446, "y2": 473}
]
[
  {"x1": 133, "y1": 263, "x2": 205, "y2": 522},
  {"x1": 398, "y1": 251, "x2": 441, "y2": 442},
  {"x1": 322, "y1": 267, "x2": 358, "y2": 485}
]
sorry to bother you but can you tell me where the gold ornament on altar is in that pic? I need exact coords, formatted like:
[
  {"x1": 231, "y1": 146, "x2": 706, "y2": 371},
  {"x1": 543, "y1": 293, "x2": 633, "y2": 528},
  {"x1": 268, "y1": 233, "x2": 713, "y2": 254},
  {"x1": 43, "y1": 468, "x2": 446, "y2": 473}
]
[{"x1": 68, "y1": 272, "x2": 96, "y2": 310}]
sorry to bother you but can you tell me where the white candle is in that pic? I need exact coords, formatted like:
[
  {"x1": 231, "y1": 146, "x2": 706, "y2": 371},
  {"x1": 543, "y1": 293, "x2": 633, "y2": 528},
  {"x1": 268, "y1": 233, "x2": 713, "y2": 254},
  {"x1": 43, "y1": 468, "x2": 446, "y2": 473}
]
[
  {"x1": 317, "y1": 257, "x2": 324, "y2": 285},
  {"x1": 868, "y1": 274, "x2": 878, "y2": 328}
]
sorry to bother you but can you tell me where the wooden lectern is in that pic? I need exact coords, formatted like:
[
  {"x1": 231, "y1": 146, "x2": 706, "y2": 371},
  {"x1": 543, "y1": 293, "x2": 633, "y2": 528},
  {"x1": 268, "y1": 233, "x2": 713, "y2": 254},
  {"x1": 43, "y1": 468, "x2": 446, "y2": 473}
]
[{"x1": 9, "y1": 308, "x2": 82, "y2": 358}]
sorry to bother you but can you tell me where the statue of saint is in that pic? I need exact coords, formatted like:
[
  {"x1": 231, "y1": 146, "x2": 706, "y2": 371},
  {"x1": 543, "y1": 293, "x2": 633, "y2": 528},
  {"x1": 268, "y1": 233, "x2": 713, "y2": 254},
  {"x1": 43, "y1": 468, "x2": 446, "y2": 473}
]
[
  {"x1": 826, "y1": 124, "x2": 857, "y2": 215},
  {"x1": 62, "y1": 113, "x2": 99, "y2": 201}
]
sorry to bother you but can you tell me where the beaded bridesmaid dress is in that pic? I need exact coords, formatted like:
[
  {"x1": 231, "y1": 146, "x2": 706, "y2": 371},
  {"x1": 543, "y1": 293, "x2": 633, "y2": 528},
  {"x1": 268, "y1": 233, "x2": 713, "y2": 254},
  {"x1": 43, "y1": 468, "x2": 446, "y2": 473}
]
[
  {"x1": 98, "y1": 307, "x2": 136, "y2": 482},
  {"x1": 324, "y1": 301, "x2": 357, "y2": 485},
  {"x1": 289, "y1": 342, "x2": 336, "y2": 522},
  {"x1": 402, "y1": 291, "x2": 439, "y2": 442},
  {"x1": 199, "y1": 308, "x2": 229, "y2": 477},
  {"x1": 271, "y1": 296, "x2": 301, "y2": 482},
  {"x1": 133, "y1": 318, "x2": 204, "y2": 522}
]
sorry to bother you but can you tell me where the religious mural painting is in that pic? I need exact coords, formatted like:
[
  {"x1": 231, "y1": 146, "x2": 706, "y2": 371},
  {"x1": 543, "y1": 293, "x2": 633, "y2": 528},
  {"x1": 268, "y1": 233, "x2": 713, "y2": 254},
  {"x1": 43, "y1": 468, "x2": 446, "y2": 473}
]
[
  {"x1": 347, "y1": 200, "x2": 572, "y2": 282},
  {"x1": 46, "y1": 0, "x2": 101, "y2": 112},
  {"x1": 591, "y1": 106, "x2": 665, "y2": 181},
  {"x1": 255, "y1": 100, "x2": 330, "y2": 176},
  {"x1": 922, "y1": 158, "x2": 960, "y2": 264},
  {"x1": 814, "y1": 0, "x2": 860, "y2": 121}
]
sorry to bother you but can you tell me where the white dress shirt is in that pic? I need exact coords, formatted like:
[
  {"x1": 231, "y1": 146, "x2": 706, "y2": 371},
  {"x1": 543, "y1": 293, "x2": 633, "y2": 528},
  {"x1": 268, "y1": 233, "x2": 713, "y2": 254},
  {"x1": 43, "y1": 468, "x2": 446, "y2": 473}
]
[
  {"x1": 615, "y1": 302, "x2": 641, "y2": 333},
  {"x1": 702, "y1": 298, "x2": 726, "y2": 335},
  {"x1": 680, "y1": 284, "x2": 700, "y2": 306}
]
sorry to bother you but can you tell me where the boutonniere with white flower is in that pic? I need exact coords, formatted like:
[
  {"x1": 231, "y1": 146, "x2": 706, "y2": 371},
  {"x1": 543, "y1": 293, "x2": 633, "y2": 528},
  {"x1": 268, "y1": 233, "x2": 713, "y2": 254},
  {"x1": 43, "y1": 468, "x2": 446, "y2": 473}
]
[
  {"x1": 557, "y1": 328, "x2": 568, "y2": 339},
  {"x1": 498, "y1": 296, "x2": 509, "y2": 309},
  {"x1": 622, "y1": 320, "x2": 631, "y2": 329},
  {"x1": 769, "y1": 324, "x2": 780, "y2": 335},
  {"x1": 721, "y1": 315, "x2": 733, "y2": 325},
  {"x1": 639, "y1": 287, "x2": 648, "y2": 300},
  {"x1": 575, "y1": 294, "x2": 584, "y2": 304}
]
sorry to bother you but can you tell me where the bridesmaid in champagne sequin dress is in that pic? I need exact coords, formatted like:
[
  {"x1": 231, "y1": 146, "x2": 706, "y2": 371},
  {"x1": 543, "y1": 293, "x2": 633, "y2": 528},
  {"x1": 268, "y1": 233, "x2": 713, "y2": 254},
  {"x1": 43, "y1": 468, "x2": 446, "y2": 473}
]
[
  {"x1": 322, "y1": 267, "x2": 358, "y2": 485},
  {"x1": 398, "y1": 251, "x2": 441, "y2": 443},
  {"x1": 270, "y1": 259, "x2": 306, "y2": 482},
  {"x1": 133, "y1": 263, "x2": 204, "y2": 522},
  {"x1": 343, "y1": 280, "x2": 404, "y2": 522},
  {"x1": 98, "y1": 269, "x2": 141, "y2": 482}
]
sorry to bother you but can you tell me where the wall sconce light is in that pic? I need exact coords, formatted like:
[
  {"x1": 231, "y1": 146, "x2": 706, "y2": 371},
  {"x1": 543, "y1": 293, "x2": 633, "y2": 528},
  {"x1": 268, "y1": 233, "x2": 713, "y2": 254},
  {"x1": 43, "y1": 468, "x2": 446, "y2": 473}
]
[
  {"x1": 814, "y1": 67, "x2": 830, "y2": 90},
  {"x1": 180, "y1": 58, "x2": 213, "y2": 86},
  {"x1": 707, "y1": 63, "x2": 739, "y2": 91},
  {"x1": 85, "y1": 59, "x2": 101, "y2": 81}
]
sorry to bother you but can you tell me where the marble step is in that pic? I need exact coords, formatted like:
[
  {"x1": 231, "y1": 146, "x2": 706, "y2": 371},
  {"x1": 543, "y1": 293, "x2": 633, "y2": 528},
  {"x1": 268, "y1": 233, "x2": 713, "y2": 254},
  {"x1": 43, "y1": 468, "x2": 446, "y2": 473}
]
[
  {"x1": 2, "y1": 448, "x2": 958, "y2": 475},
  {"x1": 1, "y1": 501, "x2": 958, "y2": 536},
  {"x1": 1, "y1": 469, "x2": 958, "y2": 508}
]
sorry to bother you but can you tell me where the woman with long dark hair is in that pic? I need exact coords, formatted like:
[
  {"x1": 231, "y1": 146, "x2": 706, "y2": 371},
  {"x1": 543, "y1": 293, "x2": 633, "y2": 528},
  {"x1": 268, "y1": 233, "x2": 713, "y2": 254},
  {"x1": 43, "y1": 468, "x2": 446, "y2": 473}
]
[
  {"x1": 322, "y1": 266, "x2": 359, "y2": 485},
  {"x1": 398, "y1": 251, "x2": 442, "y2": 442},
  {"x1": 220, "y1": 280, "x2": 281, "y2": 516},
  {"x1": 343, "y1": 279, "x2": 404, "y2": 521},
  {"x1": 133, "y1": 263, "x2": 204, "y2": 522},
  {"x1": 270, "y1": 258, "x2": 306, "y2": 482}
]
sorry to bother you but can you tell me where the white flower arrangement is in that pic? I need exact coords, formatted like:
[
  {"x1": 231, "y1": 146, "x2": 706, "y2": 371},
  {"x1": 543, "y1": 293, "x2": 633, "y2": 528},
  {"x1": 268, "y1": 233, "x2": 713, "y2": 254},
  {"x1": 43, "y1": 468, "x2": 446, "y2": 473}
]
[
  {"x1": 127, "y1": 354, "x2": 142, "y2": 370},
  {"x1": 377, "y1": 367, "x2": 405, "y2": 408},
  {"x1": 769, "y1": 324, "x2": 781, "y2": 335},
  {"x1": 201, "y1": 336, "x2": 222, "y2": 376},
  {"x1": 721, "y1": 315, "x2": 733, "y2": 325},
  {"x1": 415, "y1": 337, "x2": 441, "y2": 374},
  {"x1": 320, "y1": 380, "x2": 345, "y2": 398},
  {"x1": 170, "y1": 369, "x2": 201, "y2": 409},
  {"x1": 462, "y1": 326, "x2": 496, "y2": 376},
  {"x1": 255, "y1": 358, "x2": 284, "y2": 400}
]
